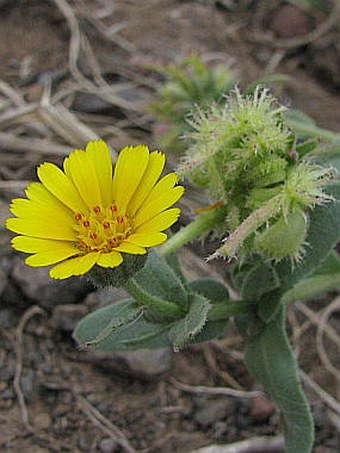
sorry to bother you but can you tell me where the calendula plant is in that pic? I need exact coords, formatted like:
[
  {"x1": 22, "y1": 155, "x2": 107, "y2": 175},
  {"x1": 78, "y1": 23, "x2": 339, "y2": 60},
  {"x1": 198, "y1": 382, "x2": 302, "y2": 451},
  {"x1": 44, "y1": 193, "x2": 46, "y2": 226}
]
[{"x1": 5, "y1": 87, "x2": 340, "y2": 453}]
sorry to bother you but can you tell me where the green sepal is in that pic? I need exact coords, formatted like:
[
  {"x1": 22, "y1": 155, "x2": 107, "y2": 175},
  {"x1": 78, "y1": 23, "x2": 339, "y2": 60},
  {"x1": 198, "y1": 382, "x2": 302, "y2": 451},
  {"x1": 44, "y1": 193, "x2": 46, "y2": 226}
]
[{"x1": 245, "y1": 306, "x2": 314, "y2": 453}]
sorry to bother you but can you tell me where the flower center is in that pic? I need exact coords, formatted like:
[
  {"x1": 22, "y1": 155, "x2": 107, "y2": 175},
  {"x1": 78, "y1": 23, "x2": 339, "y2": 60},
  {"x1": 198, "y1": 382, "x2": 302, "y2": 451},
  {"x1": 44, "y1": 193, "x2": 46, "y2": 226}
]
[{"x1": 74, "y1": 203, "x2": 132, "y2": 252}]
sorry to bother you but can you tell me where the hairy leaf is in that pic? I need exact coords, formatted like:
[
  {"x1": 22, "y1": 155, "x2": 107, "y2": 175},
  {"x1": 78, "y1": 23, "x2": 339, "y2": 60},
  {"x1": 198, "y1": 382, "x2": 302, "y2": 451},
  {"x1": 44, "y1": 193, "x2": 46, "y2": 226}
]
[{"x1": 245, "y1": 306, "x2": 314, "y2": 453}]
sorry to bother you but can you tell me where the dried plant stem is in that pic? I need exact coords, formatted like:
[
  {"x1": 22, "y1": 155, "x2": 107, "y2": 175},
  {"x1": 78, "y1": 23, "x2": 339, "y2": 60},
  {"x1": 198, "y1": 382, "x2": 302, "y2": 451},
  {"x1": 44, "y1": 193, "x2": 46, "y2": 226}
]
[
  {"x1": 169, "y1": 377, "x2": 263, "y2": 399},
  {"x1": 79, "y1": 395, "x2": 136, "y2": 453},
  {"x1": 300, "y1": 369, "x2": 340, "y2": 417},
  {"x1": 14, "y1": 306, "x2": 46, "y2": 432}
]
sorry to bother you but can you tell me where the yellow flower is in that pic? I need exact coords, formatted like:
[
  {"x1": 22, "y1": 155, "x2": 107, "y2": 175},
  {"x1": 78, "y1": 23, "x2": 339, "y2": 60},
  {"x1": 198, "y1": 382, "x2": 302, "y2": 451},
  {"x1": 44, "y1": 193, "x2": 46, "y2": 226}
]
[{"x1": 6, "y1": 140, "x2": 184, "y2": 279}]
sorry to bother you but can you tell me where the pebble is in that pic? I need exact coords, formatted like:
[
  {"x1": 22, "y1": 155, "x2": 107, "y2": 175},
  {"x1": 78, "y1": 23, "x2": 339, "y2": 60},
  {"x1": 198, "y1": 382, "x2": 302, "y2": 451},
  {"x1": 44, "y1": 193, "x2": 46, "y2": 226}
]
[
  {"x1": 194, "y1": 398, "x2": 237, "y2": 428},
  {"x1": 99, "y1": 437, "x2": 119, "y2": 453},
  {"x1": 250, "y1": 395, "x2": 276, "y2": 423},
  {"x1": 11, "y1": 259, "x2": 93, "y2": 309},
  {"x1": 85, "y1": 347, "x2": 172, "y2": 380}
]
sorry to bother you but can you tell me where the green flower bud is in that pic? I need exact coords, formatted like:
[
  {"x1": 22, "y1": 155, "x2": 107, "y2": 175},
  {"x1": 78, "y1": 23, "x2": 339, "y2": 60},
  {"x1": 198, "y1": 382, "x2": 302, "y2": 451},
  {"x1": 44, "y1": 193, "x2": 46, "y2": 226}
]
[{"x1": 254, "y1": 210, "x2": 307, "y2": 262}]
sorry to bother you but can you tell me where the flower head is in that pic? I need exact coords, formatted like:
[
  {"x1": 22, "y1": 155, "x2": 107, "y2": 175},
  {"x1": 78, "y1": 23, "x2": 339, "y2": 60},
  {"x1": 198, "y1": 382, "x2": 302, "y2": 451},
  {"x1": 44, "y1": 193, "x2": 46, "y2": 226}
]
[{"x1": 6, "y1": 140, "x2": 184, "y2": 279}]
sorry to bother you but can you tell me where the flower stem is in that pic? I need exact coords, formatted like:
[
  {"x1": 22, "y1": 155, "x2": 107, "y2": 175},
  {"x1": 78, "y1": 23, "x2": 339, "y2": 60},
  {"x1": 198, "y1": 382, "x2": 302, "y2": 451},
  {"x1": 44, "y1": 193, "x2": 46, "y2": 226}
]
[
  {"x1": 124, "y1": 277, "x2": 183, "y2": 318},
  {"x1": 208, "y1": 300, "x2": 254, "y2": 321},
  {"x1": 160, "y1": 205, "x2": 227, "y2": 256}
]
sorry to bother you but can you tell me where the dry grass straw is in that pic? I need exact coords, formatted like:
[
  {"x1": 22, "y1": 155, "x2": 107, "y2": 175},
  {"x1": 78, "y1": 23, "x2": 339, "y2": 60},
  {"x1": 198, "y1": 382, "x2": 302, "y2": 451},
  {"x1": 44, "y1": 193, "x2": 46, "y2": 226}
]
[{"x1": 0, "y1": 0, "x2": 154, "y2": 194}]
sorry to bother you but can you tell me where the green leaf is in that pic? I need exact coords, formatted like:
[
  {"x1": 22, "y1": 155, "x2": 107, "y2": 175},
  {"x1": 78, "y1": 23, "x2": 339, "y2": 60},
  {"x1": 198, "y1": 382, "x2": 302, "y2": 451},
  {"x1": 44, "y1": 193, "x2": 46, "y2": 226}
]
[
  {"x1": 257, "y1": 289, "x2": 283, "y2": 323},
  {"x1": 187, "y1": 279, "x2": 230, "y2": 343},
  {"x1": 164, "y1": 251, "x2": 188, "y2": 286},
  {"x1": 169, "y1": 293, "x2": 211, "y2": 349},
  {"x1": 282, "y1": 251, "x2": 340, "y2": 303},
  {"x1": 282, "y1": 272, "x2": 340, "y2": 303},
  {"x1": 285, "y1": 110, "x2": 340, "y2": 143},
  {"x1": 276, "y1": 183, "x2": 340, "y2": 292},
  {"x1": 134, "y1": 250, "x2": 189, "y2": 309},
  {"x1": 245, "y1": 306, "x2": 314, "y2": 453},
  {"x1": 241, "y1": 262, "x2": 280, "y2": 301},
  {"x1": 74, "y1": 299, "x2": 171, "y2": 351},
  {"x1": 189, "y1": 278, "x2": 229, "y2": 303},
  {"x1": 313, "y1": 250, "x2": 340, "y2": 275},
  {"x1": 312, "y1": 146, "x2": 340, "y2": 174}
]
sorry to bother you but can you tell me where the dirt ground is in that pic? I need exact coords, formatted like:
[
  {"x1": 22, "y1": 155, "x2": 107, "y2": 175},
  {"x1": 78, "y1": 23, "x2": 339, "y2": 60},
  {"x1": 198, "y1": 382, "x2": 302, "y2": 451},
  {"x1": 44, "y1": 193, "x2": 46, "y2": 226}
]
[{"x1": 0, "y1": 1, "x2": 339, "y2": 452}]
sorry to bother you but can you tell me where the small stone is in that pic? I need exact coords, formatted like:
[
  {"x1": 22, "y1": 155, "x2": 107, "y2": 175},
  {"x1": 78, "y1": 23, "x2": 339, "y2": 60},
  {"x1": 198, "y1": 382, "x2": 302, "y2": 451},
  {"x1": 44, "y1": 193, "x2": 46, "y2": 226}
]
[
  {"x1": 85, "y1": 347, "x2": 171, "y2": 380},
  {"x1": 251, "y1": 395, "x2": 276, "y2": 423},
  {"x1": 33, "y1": 412, "x2": 52, "y2": 430},
  {"x1": 99, "y1": 437, "x2": 119, "y2": 453},
  {"x1": 194, "y1": 398, "x2": 237, "y2": 428},
  {"x1": 11, "y1": 258, "x2": 93, "y2": 309}
]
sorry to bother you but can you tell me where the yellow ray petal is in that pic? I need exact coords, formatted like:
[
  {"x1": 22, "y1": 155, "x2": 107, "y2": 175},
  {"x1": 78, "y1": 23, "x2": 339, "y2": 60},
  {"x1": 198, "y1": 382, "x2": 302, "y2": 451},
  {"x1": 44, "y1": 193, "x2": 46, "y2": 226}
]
[
  {"x1": 49, "y1": 252, "x2": 100, "y2": 279},
  {"x1": 135, "y1": 208, "x2": 180, "y2": 233},
  {"x1": 12, "y1": 236, "x2": 75, "y2": 253},
  {"x1": 133, "y1": 174, "x2": 184, "y2": 228},
  {"x1": 37, "y1": 162, "x2": 88, "y2": 213},
  {"x1": 9, "y1": 197, "x2": 74, "y2": 227},
  {"x1": 126, "y1": 232, "x2": 167, "y2": 247},
  {"x1": 25, "y1": 182, "x2": 75, "y2": 217},
  {"x1": 112, "y1": 145, "x2": 149, "y2": 213},
  {"x1": 63, "y1": 149, "x2": 102, "y2": 209},
  {"x1": 97, "y1": 251, "x2": 123, "y2": 268},
  {"x1": 6, "y1": 217, "x2": 77, "y2": 241},
  {"x1": 85, "y1": 140, "x2": 113, "y2": 207},
  {"x1": 127, "y1": 151, "x2": 165, "y2": 217},
  {"x1": 114, "y1": 242, "x2": 146, "y2": 255},
  {"x1": 26, "y1": 246, "x2": 80, "y2": 267}
]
